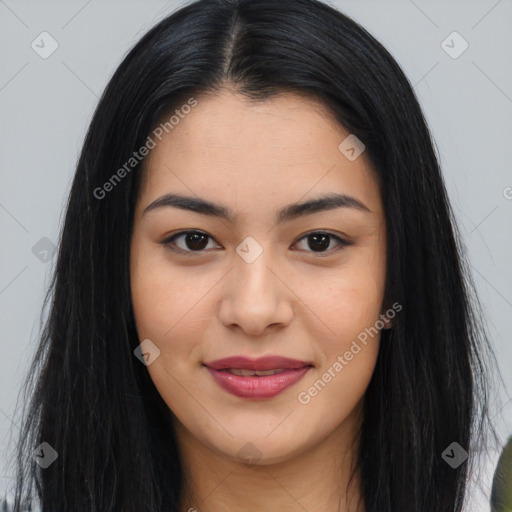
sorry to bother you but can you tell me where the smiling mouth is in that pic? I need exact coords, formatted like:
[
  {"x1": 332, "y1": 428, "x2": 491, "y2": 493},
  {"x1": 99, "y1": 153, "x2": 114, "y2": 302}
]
[
  {"x1": 202, "y1": 355, "x2": 314, "y2": 398},
  {"x1": 204, "y1": 362, "x2": 313, "y2": 399}
]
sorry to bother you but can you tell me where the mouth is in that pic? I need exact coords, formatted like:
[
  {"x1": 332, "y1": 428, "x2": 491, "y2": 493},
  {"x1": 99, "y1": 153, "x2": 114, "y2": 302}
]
[{"x1": 203, "y1": 356, "x2": 313, "y2": 399}]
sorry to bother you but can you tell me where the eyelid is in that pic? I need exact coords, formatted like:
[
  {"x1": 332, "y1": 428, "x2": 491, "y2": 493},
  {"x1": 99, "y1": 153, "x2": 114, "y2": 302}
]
[
  {"x1": 292, "y1": 230, "x2": 351, "y2": 255},
  {"x1": 160, "y1": 229, "x2": 351, "y2": 255},
  {"x1": 160, "y1": 230, "x2": 221, "y2": 255}
]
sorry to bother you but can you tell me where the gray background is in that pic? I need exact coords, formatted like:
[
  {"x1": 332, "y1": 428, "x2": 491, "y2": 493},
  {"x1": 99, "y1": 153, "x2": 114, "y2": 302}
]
[{"x1": 1, "y1": 0, "x2": 511, "y2": 509}]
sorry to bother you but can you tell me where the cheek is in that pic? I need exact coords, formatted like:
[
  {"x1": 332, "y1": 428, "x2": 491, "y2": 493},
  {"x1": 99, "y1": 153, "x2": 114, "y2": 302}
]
[
  {"x1": 304, "y1": 262, "x2": 385, "y2": 348},
  {"x1": 295, "y1": 269, "x2": 384, "y2": 426},
  {"x1": 130, "y1": 252, "x2": 200, "y2": 402},
  {"x1": 130, "y1": 241, "x2": 180, "y2": 366},
  {"x1": 130, "y1": 243, "x2": 216, "y2": 366},
  {"x1": 130, "y1": 254, "x2": 170, "y2": 339},
  {"x1": 131, "y1": 239, "x2": 188, "y2": 334}
]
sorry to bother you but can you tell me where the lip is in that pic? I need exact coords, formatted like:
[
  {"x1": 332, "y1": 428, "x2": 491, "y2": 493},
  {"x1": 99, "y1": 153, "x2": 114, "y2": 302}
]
[
  {"x1": 204, "y1": 356, "x2": 312, "y2": 371},
  {"x1": 203, "y1": 356, "x2": 313, "y2": 399}
]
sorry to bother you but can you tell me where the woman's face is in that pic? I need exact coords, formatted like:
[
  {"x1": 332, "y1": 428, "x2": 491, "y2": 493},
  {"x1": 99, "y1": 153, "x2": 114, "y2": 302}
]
[{"x1": 130, "y1": 90, "x2": 389, "y2": 464}]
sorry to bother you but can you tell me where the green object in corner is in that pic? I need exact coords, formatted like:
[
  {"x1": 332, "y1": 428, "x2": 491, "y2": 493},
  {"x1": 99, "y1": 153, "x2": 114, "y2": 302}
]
[{"x1": 491, "y1": 435, "x2": 512, "y2": 512}]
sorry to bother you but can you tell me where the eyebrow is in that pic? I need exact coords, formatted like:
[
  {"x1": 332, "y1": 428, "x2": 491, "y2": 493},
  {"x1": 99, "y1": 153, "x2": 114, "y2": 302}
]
[{"x1": 142, "y1": 192, "x2": 372, "y2": 223}]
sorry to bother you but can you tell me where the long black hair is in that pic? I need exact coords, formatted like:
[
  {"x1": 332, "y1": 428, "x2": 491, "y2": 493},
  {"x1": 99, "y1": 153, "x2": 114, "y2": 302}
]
[{"x1": 8, "y1": 0, "x2": 501, "y2": 510}]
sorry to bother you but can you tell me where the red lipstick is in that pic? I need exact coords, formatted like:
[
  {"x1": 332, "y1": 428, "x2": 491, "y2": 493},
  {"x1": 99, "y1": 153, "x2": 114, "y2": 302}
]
[{"x1": 204, "y1": 356, "x2": 313, "y2": 399}]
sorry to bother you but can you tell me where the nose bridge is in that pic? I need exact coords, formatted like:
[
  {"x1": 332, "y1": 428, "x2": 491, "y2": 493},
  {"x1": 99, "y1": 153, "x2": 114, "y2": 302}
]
[
  {"x1": 219, "y1": 235, "x2": 293, "y2": 334},
  {"x1": 233, "y1": 235, "x2": 278, "y2": 299}
]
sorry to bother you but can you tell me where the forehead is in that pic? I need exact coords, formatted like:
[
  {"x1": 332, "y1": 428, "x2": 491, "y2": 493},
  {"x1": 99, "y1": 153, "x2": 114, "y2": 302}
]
[
  {"x1": 150, "y1": 90, "x2": 347, "y2": 161},
  {"x1": 138, "y1": 90, "x2": 382, "y2": 218}
]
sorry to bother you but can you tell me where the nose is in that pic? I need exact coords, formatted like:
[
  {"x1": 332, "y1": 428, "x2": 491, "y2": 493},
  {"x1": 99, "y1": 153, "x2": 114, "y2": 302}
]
[{"x1": 218, "y1": 247, "x2": 294, "y2": 337}]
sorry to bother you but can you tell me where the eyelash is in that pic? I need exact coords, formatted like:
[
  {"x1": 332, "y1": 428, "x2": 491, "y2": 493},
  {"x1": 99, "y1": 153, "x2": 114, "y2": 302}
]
[{"x1": 160, "y1": 230, "x2": 351, "y2": 256}]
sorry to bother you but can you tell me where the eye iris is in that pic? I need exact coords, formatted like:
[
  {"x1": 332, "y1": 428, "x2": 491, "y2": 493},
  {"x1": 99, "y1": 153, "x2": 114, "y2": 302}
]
[
  {"x1": 186, "y1": 232, "x2": 208, "y2": 251},
  {"x1": 308, "y1": 233, "x2": 330, "y2": 252}
]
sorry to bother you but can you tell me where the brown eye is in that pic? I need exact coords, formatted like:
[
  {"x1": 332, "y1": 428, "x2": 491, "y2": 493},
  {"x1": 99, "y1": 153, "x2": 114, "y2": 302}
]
[
  {"x1": 160, "y1": 230, "x2": 350, "y2": 256},
  {"x1": 161, "y1": 230, "x2": 220, "y2": 254},
  {"x1": 294, "y1": 231, "x2": 350, "y2": 254}
]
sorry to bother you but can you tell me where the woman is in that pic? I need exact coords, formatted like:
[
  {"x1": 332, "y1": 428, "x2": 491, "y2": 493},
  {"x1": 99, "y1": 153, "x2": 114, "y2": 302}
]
[{"x1": 9, "y1": 0, "x2": 502, "y2": 510}]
